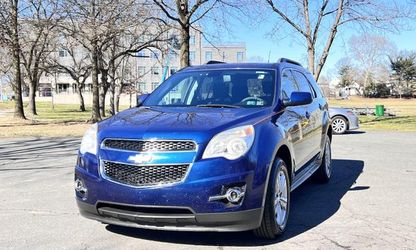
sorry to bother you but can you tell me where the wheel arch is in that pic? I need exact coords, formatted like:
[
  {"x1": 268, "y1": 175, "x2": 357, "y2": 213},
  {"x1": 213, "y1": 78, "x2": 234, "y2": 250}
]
[
  {"x1": 261, "y1": 142, "x2": 294, "y2": 207},
  {"x1": 274, "y1": 145, "x2": 293, "y2": 183}
]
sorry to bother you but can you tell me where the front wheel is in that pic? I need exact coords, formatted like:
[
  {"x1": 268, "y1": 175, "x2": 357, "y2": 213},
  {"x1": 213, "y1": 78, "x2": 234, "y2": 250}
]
[{"x1": 254, "y1": 158, "x2": 290, "y2": 239}]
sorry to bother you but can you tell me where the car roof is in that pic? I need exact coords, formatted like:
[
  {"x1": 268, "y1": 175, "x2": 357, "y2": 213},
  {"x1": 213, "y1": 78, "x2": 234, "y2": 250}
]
[{"x1": 180, "y1": 62, "x2": 305, "y2": 73}]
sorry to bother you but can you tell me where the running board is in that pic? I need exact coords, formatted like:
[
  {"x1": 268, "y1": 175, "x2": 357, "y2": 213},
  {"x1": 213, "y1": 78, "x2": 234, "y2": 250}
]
[{"x1": 291, "y1": 154, "x2": 321, "y2": 191}]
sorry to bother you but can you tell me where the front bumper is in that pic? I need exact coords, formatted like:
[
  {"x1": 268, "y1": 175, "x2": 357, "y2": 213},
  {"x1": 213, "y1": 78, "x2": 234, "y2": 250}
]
[
  {"x1": 75, "y1": 152, "x2": 269, "y2": 231},
  {"x1": 77, "y1": 199, "x2": 262, "y2": 232}
]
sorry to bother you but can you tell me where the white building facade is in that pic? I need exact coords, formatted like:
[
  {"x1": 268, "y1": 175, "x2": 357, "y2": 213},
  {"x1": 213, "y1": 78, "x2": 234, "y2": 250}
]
[{"x1": 39, "y1": 29, "x2": 246, "y2": 98}]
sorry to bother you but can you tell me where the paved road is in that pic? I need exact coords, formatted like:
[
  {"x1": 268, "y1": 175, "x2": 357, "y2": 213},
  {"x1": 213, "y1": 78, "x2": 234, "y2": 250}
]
[{"x1": 1, "y1": 132, "x2": 415, "y2": 249}]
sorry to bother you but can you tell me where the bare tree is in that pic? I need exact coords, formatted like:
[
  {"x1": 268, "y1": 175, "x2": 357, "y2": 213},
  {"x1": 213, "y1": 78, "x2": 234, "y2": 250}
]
[
  {"x1": 49, "y1": 35, "x2": 91, "y2": 112},
  {"x1": 0, "y1": 0, "x2": 26, "y2": 119},
  {"x1": 60, "y1": 0, "x2": 133, "y2": 122},
  {"x1": 61, "y1": 0, "x2": 170, "y2": 121},
  {"x1": 0, "y1": 48, "x2": 13, "y2": 87},
  {"x1": 96, "y1": 9, "x2": 170, "y2": 117},
  {"x1": 19, "y1": 0, "x2": 59, "y2": 115},
  {"x1": 348, "y1": 33, "x2": 396, "y2": 89},
  {"x1": 153, "y1": 0, "x2": 238, "y2": 68},
  {"x1": 263, "y1": 0, "x2": 411, "y2": 81}
]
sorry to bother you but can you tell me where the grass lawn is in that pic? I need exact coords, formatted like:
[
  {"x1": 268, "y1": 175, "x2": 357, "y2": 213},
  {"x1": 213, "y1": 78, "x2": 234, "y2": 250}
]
[
  {"x1": 0, "y1": 101, "x2": 128, "y2": 137},
  {"x1": 329, "y1": 96, "x2": 416, "y2": 132},
  {"x1": 1, "y1": 97, "x2": 415, "y2": 137}
]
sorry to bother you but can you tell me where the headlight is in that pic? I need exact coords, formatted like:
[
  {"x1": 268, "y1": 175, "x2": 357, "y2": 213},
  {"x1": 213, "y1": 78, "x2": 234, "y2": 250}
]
[
  {"x1": 79, "y1": 123, "x2": 98, "y2": 155},
  {"x1": 202, "y1": 125, "x2": 255, "y2": 160}
]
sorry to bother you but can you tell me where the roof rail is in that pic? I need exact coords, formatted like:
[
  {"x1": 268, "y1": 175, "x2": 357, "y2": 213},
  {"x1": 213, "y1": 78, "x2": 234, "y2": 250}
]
[
  {"x1": 278, "y1": 58, "x2": 302, "y2": 67},
  {"x1": 206, "y1": 60, "x2": 226, "y2": 65}
]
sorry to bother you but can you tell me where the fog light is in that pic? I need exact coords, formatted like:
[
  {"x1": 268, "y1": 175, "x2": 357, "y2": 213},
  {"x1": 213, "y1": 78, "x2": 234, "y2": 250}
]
[
  {"x1": 209, "y1": 185, "x2": 246, "y2": 204},
  {"x1": 225, "y1": 187, "x2": 245, "y2": 203},
  {"x1": 74, "y1": 178, "x2": 87, "y2": 198}
]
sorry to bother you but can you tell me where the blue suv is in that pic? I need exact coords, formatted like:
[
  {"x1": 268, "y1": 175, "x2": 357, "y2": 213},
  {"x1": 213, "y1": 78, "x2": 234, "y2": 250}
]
[{"x1": 75, "y1": 59, "x2": 332, "y2": 239}]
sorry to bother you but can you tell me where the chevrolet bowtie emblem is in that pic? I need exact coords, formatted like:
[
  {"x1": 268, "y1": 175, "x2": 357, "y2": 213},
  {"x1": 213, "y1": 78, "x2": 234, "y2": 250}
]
[{"x1": 127, "y1": 154, "x2": 153, "y2": 164}]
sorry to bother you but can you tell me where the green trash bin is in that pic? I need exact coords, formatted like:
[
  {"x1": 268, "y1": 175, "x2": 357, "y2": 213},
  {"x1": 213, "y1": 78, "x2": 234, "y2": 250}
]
[{"x1": 375, "y1": 105, "x2": 384, "y2": 117}]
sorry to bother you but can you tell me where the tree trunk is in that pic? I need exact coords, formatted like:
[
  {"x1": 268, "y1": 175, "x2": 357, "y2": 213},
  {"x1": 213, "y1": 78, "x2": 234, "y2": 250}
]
[
  {"x1": 109, "y1": 63, "x2": 116, "y2": 115},
  {"x1": 28, "y1": 81, "x2": 37, "y2": 115},
  {"x1": 11, "y1": 0, "x2": 26, "y2": 120},
  {"x1": 99, "y1": 69, "x2": 108, "y2": 117},
  {"x1": 77, "y1": 83, "x2": 86, "y2": 112},
  {"x1": 90, "y1": 45, "x2": 101, "y2": 122},
  {"x1": 115, "y1": 82, "x2": 124, "y2": 113},
  {"x1": 179, "y1": 25, "x2": 190, "y2": 68},
  {"x1": 307, "y1": 43, "x2": 315, "y2": 76}
]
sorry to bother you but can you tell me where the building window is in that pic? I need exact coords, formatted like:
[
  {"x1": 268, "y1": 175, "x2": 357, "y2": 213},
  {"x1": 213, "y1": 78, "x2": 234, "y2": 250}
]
[
  {"x1": 151, "y1": 67, "x2": 159, "y2": 75},
  {"x1": 137, "y1": 82, "x2": 147, "y2": 93},
  {"x1": 59, "y1": 49, "x2": 68, "y2": 57},
  {"x1": 138, "y1": 66, "x2": 145, "y2": 76},
  {"x1": 57, "y1": 83, "x2": 70, "y2": 93},
  {"x1": 189, "y1": 51, "x2": 196, "y2": 62},
  {"x1": 190, "y1": 35, "x2": 195, "y2": 45},
  {"x1": 151, "y1": 82, "x2": 159, "y2": 91},
  {"x1": 205, "y1": 51, "x2": 212, "y2": 62},
  {"x1": 170, "y1": 67, "x2": 177, "y2": 75},
  {"x1": 237, "y1": 52, "x2": 244, "y2": 62}
]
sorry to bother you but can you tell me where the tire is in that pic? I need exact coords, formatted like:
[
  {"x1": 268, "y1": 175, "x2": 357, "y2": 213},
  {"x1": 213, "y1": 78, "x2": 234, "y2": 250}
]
[
  {"x1": 331, "y1": 116, "x2": 348, "y2": 134},
  {"x1": 254, "y1": 158, "x2": 290, "y2": 239},
  {"x1": 313, "y1": 134, "x2": 332, "y2": 183}
]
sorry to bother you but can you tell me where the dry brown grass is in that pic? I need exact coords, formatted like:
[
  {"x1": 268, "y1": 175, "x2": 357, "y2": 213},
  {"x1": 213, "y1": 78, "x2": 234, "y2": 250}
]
[
  {"x1": 328, "y1": 96, "x2": 416, "y2": 116},
  {"x1": 329, "y1": 96, "x2": 416, "y2": 132},
  {"x1": 0, "y1": 117, "x2": 90, "y2": 137},
  {"x1": 0, "y1": 102, "x2": 92, "y2": 137},
  {"x1": 1, "y1": 97, "x2": 416, "y2": 137}
]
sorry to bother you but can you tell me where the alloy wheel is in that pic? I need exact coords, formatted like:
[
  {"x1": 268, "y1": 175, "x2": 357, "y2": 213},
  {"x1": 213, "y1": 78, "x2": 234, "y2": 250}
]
[
  {"x1": 274, "y1": 169, "x2": 288, "y2": 228},
  {"x1": 324, "y1": 139, "x2": 332, "y2": 178},
  {"x1": 332, "y1": 118, "x2": 347, "y2": 134}
]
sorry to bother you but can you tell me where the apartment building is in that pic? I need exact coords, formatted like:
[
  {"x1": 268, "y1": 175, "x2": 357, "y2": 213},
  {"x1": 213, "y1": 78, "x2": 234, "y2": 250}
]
[
  {"x1": 37, "y1": 29, "x2": 246, "y2": 97},
  {"x1": 134, "y1": 30, "x2": 246, "y2": 94}
]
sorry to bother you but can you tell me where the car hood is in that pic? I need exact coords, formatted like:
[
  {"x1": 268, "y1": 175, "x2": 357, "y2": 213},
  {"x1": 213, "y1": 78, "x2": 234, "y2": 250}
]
[{"x1": 98, "y1": 106, "x2": 271, "y2": 143}]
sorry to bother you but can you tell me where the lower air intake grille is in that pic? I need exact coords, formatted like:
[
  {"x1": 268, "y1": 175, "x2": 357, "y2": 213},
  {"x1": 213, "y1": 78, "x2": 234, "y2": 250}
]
[{"x1": 102, "y1": 161, "x2": 189, "y2": 187}]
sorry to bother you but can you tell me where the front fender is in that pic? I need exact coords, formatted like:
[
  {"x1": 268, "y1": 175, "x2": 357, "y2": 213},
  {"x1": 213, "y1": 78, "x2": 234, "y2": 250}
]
[{"x1": 251, "y1": 118, "x2": 294, "y2": 209}]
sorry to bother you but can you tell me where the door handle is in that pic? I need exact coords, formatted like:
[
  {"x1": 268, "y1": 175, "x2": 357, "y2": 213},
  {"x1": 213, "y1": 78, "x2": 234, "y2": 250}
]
[
  {"x1": 305, "y1": 111, "x2": 311, "y2": 119},
  {"x1": 319, "y1": 104, "x2": 324, "y2": 110}
]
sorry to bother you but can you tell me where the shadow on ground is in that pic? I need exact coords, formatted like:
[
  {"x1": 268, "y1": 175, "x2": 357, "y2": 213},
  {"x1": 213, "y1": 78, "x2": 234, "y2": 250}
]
[
  {"x1": 106, "y1": 159, "x2": 364, "y2": 246},
  {"x1": 337, "y1": 130, "x2": 366, "y2": 135}
]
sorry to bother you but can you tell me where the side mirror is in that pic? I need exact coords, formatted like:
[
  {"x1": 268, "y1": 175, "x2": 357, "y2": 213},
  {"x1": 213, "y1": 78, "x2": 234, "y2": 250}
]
[
  {"x1": 283, "y1": 92, "x2": 313, "y2": 106},
  {"x1": 136, "y1": 94, "x2": 150, "y2": 107}
]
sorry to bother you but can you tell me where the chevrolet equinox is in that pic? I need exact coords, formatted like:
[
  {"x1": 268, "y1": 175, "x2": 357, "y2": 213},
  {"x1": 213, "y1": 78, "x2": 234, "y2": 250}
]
[{"x1": 75, "y1": 58, "x2": 332, "y2": 239}]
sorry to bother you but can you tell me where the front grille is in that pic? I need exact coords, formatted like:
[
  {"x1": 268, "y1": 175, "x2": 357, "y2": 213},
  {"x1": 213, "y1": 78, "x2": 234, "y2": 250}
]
[
  {"x1": 103, "y1": 139, "x2": 196, "y2": 152},
  {"x1": 102, "y1": 161, "x2": 189, "y2": 186}
]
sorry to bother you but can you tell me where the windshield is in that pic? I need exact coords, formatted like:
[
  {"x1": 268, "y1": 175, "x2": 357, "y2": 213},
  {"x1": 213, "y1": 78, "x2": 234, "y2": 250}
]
[{"x1": 143, "y1": 69, "x2": 276, "y2": 108}]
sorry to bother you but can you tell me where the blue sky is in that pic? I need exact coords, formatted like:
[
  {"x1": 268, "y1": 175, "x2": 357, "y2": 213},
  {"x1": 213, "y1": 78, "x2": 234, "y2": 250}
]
[{"x1": 210, "y1": 12, "x2": 416, "y2": 77}]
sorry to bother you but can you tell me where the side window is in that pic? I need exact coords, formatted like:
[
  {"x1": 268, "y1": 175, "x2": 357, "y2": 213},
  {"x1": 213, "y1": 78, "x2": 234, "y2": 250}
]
[
  {"x1": 281, "y1": 70, "x2": 299, "y2": 100},
  {"x1": 293, "y1": 71, "x2": 314, "y2": 97},
  {"x1": 305, "y1": 73, "x2": 323, "y2": 98}
]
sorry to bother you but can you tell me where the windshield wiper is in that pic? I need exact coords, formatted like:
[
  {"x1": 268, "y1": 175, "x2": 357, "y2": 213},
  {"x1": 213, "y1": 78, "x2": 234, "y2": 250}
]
[{"x1": 196, "y1": 104, "x2": 240, "y2": 108}]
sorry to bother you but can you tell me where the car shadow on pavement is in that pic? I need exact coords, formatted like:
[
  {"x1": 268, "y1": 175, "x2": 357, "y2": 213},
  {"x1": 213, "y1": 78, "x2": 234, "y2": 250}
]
[
  {"x1": 337, "y1": 130, "x2": 366, "y2": 135},
  {"x1": 106, "y1": 159, "x2": 365, "y2": 246}
]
